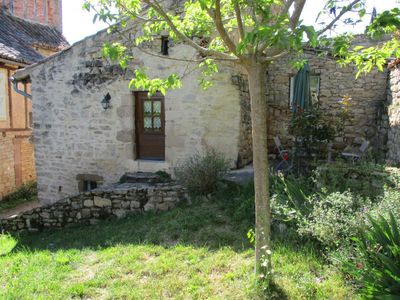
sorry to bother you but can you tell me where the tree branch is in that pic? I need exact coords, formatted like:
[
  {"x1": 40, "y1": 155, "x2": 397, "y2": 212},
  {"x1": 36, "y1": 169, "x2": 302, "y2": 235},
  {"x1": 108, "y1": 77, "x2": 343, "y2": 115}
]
[
  {"x1": 261, "y1": 50, "x2": 288, "y2": 62},
  {"x1": 135, "y1": 44, "x2": 238, "y2": 63},
  {"x1": 233, "y1": 1, "x2": 245, "y2": 41},
  {"x1": 289, "y1": 0, "x2": 306, "y2": 29},
  {"x1": 317, "y1": 0, "x2": 362, "y2": 36},
  {"x1": 283, "y1": 0, "x2": 295, "y2": 13},
  {"x1": 213, "y1": 0, "x2": 239, "y2": 54},
  {"x1": 142, "y1": 0, "x2": 237, "y2": 61}
]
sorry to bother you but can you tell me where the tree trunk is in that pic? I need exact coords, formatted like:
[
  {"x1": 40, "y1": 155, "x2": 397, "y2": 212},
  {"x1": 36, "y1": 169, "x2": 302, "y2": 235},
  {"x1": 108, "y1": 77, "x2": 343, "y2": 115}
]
[{"x1": 246, "y1": 62, "x2": 271, "y2": 279}]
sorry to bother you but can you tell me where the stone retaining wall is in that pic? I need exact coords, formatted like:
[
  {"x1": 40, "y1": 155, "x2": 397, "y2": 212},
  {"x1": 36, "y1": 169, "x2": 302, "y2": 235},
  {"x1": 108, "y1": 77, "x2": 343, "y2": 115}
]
[{"x1": 0, "y1": 182, "x2": 186, "y2": 232}]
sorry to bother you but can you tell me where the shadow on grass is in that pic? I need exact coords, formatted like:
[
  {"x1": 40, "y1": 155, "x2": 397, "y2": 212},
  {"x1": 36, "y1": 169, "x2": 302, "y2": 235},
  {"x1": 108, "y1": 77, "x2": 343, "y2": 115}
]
[
  {"x1": 10, "y1": 182, "x2": 250, "y2": 253},
  {"x1": 9, "y1": 181, "x2": 309, "y2": 257},
  {"x1": 3, "y1": 180, "x2": 345, "y2": 299}
]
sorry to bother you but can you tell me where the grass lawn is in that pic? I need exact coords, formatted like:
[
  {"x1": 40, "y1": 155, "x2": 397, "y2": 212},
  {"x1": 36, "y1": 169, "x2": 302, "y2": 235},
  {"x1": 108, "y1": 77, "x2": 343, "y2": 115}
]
[{"x1": 0, "y1": 184, "x2": 358, "y2": 299}]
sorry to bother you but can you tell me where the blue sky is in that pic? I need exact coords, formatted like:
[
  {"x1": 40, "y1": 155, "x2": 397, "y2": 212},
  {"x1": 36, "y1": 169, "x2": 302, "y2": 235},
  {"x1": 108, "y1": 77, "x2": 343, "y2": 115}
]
[{"x1": 62, "y1": 0, "x2": 398, "y2": 44}]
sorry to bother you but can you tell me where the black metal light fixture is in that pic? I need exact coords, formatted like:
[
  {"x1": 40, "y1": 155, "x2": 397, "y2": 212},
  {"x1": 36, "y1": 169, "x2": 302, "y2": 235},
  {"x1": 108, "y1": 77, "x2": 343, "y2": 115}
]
[{"x1": 101, "y1": 92, "x2": 111, "y2": 110}]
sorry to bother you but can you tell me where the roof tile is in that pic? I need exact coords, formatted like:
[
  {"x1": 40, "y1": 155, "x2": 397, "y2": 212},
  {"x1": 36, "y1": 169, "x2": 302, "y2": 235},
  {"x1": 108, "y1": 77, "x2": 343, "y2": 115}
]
[{"x1": 0, "y1": 8, "x2": 69, "y2": 65}]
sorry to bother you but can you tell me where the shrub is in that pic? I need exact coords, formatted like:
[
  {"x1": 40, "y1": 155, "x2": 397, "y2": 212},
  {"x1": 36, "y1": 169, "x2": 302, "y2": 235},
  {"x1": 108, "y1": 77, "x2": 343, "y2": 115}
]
[
  {"x1": 270, "y1": 174, "x2": 312, "y2": 225},
  {"x1": 313, "y1": 161, "x2": 399, "y2": 199},
  {"x1": 298, "y1": 192, "x2": 372, "y2": 250},
  {"x1": 155, "y1": 170, "x2": 172, "y2": 182},
  {"x1": 288, "y1": 109, "x2": 336, "y2": 160},
  {"x1": 227, "y1": 173, "x2": 314, "y2": 228},
  {"x1": 174, "y1": 148, "x2": 230, "y2": 196},
  {"x1": 369, "y1": 189, "x2": 400, "y2": 221},
  {"x1": 341, "y1": 213, "x2": 400, "y2": 298}
]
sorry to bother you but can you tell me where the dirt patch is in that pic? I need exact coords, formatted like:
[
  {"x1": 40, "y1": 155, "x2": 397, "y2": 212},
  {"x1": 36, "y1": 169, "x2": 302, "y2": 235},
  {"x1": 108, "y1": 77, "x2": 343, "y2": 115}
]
[{"x1": 0, "y1": 200, "x2": 39, "y2": 219}]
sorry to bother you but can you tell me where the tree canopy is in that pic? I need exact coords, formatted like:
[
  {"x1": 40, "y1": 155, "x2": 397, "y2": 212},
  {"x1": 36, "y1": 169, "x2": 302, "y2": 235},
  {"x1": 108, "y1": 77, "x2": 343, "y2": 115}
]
[
  {"x1": 83, "y1": 0, "x2": 399, "y2": 282},
  {"x1": 83, "y1": 0, "x2": 399, "y2": 90}
]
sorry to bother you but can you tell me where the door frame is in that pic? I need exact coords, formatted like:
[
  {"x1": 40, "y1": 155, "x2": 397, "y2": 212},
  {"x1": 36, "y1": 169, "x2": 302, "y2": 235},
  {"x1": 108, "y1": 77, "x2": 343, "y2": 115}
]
[{"x1": 134, "y1": 91, "x2": 166, "y2": 160}]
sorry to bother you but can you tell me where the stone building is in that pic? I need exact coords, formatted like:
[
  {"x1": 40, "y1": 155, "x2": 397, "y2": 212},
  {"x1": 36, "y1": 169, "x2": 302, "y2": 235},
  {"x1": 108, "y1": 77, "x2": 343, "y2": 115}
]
[
  {"x1": 0, "y1": 1, "x2": 68, "y2": 199},
  {"x1": 12, "y1": 20, "x2": 392, "y2": 205},
  {"x1": 234, "y1": 45, "x2": 388, "y2": 167}
]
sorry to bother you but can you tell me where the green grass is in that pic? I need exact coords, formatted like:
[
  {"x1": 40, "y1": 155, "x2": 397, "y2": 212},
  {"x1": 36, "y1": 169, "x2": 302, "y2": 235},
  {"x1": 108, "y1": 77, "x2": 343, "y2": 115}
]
[
  {"x1": 0, "y1": 184, "x2": 358, "y2": 299},
  {"x1": 0, "y1": 182, "x2": 37, "y2": 212}
]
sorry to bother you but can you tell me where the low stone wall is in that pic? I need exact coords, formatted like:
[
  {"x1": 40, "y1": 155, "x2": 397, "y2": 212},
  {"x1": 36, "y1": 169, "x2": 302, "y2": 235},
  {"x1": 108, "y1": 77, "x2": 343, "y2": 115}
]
[{"x1": 0, "y1": 182, "x2": 186, "y2": 232}]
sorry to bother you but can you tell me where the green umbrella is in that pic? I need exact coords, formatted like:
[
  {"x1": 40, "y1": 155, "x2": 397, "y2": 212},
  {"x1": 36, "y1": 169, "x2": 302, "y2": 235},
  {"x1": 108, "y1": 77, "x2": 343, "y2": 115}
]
[{"x1": 292, "y1": 63, "x2": 311, "y2": 113}]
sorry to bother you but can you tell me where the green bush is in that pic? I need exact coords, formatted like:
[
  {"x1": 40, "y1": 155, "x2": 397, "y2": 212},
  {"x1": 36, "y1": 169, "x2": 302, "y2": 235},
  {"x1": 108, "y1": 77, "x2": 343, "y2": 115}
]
[
  {"x1": 369, "y1": 190, "x2": 400, "y2": 221},
  {"x1": 273, "y1": 171, "x2": 400, "y2": 253},
  {"x1": 174, "y1": 148, "x2": 230, "y2": 196},
  {"x1": 342, "y1": 213, "x2": 400, "y2": 298},
  {"x1": 226, "y1": 173, "x2": 314, "y2": 228},
  {"x1": 298, "y1": 192, "x2": 372, "y2": 250},
  {"x1": 288, "y1": 109, "x2": 336, "y2": 160},
  {"x1": 313, "y1": 161, "x2": 400, "y2": 199}
]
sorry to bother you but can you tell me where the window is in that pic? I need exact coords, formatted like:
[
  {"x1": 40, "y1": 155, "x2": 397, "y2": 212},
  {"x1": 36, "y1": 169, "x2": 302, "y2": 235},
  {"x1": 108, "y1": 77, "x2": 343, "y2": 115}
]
[
  {"x1": 161, "y1": 36, "x2": 169, "y2": 55},
  {"x1": 143, "y1": 99, "x2": 162, "y2": 132},
  {"x1": 0, "y1": 70, "x2": 7, "y2": 121},
  {"x1": 83, "y1": 180, "x2": 97, "y2": 192},
  {"x1": 76, "y1": 174, "x2": 103, "y2": 192},
  {"x1": 289, "y1": 75, "x2": 320, "y2": 109}
]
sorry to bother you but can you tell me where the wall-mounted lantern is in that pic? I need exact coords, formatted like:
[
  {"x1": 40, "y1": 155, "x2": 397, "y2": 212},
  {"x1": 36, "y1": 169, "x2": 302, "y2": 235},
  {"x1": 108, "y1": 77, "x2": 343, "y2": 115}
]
[{"x1": 101, "y1": 93, "x2": 111, "y2": 110}]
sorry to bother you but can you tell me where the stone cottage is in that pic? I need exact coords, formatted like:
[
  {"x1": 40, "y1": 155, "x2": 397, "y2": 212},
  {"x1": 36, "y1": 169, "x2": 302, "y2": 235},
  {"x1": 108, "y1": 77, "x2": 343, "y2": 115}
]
[
  {"x1": 0, "y1": 1, "x2": 67, "y2": 199},
  {"x1": 12, "y1": 19, "x2": 392, "y2": 205}
]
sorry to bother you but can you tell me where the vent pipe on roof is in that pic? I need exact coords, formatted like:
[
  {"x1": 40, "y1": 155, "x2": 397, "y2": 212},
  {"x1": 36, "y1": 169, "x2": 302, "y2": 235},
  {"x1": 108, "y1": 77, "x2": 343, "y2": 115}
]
[{"x1": 10, "y1": 77, "x2": 32, "y2": 99}]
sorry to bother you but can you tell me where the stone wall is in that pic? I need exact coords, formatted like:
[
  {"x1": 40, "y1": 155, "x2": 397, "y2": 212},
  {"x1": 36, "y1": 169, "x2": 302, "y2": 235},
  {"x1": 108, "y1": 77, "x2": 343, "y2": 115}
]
[
  {"x1": 236, "y1": 51, "x2": 388, "y2": 159},
  {"x1": 26, "y1": 24, "x2": 241, "y2": 205},
  {"x1": 232, "y1": 75, "x2": 252, "y2": 168},
  {"x1": 387, "y1": 63, "x2": 400, "y2": 163},
  {"x1": 0, "y1": 182, "x2": 186, "y2": 232}
]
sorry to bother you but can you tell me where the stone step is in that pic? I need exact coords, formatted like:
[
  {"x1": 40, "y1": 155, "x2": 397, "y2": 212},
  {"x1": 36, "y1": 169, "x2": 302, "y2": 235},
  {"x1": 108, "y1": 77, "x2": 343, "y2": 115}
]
[{"x1": 120, "y1": 172, "x2": 163, "y2": 184}]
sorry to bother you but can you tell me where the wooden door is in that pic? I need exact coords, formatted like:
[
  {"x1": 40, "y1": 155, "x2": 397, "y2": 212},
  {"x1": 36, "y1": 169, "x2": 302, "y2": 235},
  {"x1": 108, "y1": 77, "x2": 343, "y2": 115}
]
[{"x1": 135, "y1": 92, "x2": 165, "y2": 160}]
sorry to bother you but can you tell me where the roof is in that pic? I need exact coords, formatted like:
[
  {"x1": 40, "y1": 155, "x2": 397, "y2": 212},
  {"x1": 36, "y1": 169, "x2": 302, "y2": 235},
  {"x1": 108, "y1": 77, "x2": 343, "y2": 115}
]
[
  {"x1": 13, "y1": 24, "x2": 111, "y2": 81},
  {"x1": 0, "y1": 8, "x2": 69, "y2": 65}
]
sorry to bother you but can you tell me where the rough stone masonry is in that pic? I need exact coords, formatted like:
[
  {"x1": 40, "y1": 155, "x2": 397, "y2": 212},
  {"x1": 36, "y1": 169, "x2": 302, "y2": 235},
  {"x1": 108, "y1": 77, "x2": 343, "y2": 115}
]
[
  {"x1": 18, "y1": 22, "x2": 241, "y2": 205},
  {"x1": 387, "y1": 61, "x2": 400, "y2": 164},
  {"x1": 0, "y1": 181, "x2": 186, "y2": 233}
]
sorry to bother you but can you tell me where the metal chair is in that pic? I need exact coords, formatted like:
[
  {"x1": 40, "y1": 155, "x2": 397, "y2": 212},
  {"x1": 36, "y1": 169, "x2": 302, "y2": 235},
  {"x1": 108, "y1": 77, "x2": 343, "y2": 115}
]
[
  {"x1": 273, "y1": 136, "x2": 292, "y2": 171},
  {"x1": 341, "y1": 140, "x2": 370, "y2": 163}
]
